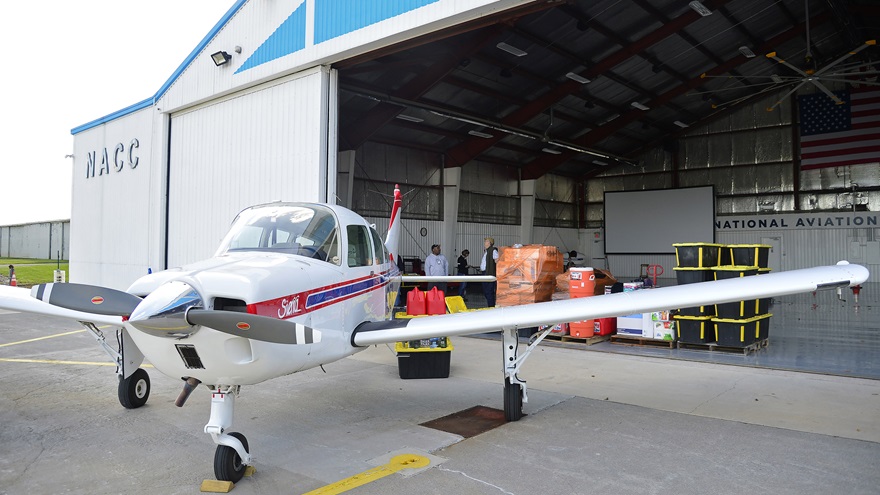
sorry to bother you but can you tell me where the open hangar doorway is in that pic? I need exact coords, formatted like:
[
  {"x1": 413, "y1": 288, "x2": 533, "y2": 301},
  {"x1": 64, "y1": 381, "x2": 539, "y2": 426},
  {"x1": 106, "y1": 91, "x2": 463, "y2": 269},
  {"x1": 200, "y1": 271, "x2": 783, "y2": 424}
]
[{"x1": 328, "y1": 0, "x2": 880, "y2": 379}]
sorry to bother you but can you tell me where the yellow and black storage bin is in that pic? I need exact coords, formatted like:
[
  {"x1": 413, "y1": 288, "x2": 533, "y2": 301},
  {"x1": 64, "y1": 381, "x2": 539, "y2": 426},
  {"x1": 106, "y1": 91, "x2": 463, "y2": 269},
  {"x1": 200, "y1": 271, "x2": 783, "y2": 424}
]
[
  {"x1": 711, "y1": 314, "x2": 772, "y2": 347},
  {"x1": 675, "y1": 315, "x2": 715, "y2": 344},
  {"x1": 395, "y1": 338, "x2": 453, "y2": 379},
  {"x1": 727, "y1": 244, "x2": 772, "y2": 269},
  {"x1": 673, "y1": 243, "x2": 724, "y2": 268},
  {"x1": 674, "y1": 267, "x2": 715, "y2": 316}
]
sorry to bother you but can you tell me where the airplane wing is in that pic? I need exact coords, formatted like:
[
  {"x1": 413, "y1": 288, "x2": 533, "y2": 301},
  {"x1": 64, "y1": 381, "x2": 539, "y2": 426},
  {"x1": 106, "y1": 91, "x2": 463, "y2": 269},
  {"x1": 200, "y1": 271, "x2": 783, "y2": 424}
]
[
  {"x1": 352, "y1": 262, "x2": 868, "y2": 346},
  {"x1": 400, "y1": 275, "x2": 495, "y2": 283},
  {"x1": 0, "y1": 285, "x2": 125, "y2": 327}
]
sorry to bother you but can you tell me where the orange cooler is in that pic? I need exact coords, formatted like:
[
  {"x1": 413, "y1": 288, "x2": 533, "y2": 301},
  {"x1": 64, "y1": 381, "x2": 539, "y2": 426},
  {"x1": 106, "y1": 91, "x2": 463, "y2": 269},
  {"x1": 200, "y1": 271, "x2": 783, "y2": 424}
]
[{"x1": 568, "y1": 267, "x2": 595, "y2": 336}]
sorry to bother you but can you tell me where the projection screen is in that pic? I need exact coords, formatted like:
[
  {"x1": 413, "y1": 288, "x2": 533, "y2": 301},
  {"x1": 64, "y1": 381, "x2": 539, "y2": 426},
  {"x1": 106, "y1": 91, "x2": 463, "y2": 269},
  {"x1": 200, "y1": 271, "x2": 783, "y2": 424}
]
[{"x1": 604, "y1": 186, "x2": 715, "y2": 254}]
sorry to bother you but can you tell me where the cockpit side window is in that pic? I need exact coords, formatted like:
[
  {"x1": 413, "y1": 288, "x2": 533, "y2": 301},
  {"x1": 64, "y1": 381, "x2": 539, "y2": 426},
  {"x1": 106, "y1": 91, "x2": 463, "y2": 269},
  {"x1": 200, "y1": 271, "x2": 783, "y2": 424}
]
[
  {"x1": 346, "y1": 225, "x2": 374, "y2": 267},
  {"x1": 369, "y1": 227, "x2": 389, "y2": 265}
]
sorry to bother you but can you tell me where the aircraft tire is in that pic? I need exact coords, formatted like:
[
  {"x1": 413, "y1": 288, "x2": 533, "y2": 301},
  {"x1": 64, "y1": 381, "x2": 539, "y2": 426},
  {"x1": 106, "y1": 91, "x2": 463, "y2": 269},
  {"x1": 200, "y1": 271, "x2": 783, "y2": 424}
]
[
  {"x1": 504, "y1": 378, "x2": 523, "y2": 421},
  {"x1": 118, "y1": 368, "x2": 150, "y2": 409},
  {"x1": 214, "y1": 432, "x2": 249, "y2": 483}
]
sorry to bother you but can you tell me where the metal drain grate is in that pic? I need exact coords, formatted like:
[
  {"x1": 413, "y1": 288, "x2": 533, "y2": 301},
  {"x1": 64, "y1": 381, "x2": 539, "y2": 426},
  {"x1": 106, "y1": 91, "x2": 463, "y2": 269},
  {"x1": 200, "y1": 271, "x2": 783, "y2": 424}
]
[{"x1": 420, "y1": 405, "x2": 509, "y2": 438}]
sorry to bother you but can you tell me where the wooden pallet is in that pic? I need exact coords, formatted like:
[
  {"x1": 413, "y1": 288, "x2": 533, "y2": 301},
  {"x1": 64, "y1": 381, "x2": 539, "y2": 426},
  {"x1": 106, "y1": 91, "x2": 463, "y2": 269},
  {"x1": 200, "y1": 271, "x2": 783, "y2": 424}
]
[
  {"x1": 543, "y1": 333, "x2": 611, "y2": 345},
  {"x1": 677, "y1": 338, "x2": 769, "y2": 355},
  {"x1": 609, "y1": 335, "x2": 676, "y2": 348}
]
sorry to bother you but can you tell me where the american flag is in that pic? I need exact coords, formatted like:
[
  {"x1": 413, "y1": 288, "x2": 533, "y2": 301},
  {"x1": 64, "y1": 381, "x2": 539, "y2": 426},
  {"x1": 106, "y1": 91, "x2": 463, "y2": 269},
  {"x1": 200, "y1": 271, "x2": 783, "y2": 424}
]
[{"x1": 798, "y1": 88, "x2": 880, "y2": 170}]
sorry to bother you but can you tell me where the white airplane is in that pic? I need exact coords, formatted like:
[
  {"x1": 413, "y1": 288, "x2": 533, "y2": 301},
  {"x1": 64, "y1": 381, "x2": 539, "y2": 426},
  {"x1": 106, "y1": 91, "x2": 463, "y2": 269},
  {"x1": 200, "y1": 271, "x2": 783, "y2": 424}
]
[{"x1": 0, "y1": 185, "x2": 869, "y2": 483}]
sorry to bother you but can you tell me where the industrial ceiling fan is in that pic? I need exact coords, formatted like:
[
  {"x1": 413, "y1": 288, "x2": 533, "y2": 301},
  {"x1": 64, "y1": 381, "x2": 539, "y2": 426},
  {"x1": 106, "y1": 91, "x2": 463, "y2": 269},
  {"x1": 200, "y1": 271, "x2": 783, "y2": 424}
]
[{"x1": 693, "y1": 0, "x2": 878, "y2": 112}]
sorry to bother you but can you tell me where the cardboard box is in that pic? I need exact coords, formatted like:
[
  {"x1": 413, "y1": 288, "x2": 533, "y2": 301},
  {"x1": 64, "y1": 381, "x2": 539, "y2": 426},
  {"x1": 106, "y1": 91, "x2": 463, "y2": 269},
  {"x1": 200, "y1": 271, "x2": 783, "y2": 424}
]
[{"x1": 616, "y1": 314, "x2": 644, "y2": 336}]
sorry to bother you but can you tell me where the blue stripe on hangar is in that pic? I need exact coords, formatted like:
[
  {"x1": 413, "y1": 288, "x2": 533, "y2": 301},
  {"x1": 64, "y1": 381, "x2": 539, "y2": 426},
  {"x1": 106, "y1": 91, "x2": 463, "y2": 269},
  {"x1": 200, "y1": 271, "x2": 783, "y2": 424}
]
[
  {"x1": 236, "y1": 1, "x2": 308, "y2": 74},
  {"x1": 314, "y1": 0, "x2": 440, "y2": 44}
]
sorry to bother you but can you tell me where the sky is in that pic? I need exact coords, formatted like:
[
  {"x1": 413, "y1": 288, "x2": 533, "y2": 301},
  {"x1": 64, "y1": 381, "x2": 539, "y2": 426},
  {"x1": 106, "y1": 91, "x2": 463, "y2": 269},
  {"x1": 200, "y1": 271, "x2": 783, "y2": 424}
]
[{"x1": 0, "y1": 1, "x2": 237, "y2": 225}]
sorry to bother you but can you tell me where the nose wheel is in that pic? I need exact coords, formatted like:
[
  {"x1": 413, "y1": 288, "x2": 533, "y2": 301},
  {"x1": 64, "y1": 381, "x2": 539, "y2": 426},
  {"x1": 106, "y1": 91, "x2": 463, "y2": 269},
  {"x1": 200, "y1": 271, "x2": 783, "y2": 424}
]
[
  {"x1": 214, "y1": 432, "x2": 249, "y2": 482},
  {"x1": 118, "y1": 368, "x2": 150, "y2": 409}
]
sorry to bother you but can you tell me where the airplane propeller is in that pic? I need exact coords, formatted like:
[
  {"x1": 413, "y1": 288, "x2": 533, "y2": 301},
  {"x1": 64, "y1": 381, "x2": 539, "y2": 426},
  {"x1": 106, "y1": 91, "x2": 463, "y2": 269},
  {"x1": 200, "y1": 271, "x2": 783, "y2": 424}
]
[
  {"x1": 185, "y1": 309, "x2": 321, "y2": 345},
  {"x1": 31, "y1": 283, "x2": 143, "y2": 316}
]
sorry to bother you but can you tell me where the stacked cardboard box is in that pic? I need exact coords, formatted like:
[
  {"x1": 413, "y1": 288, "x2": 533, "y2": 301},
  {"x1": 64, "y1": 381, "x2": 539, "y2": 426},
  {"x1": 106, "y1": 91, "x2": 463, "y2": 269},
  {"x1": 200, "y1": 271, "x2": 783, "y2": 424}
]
[{"x1": 496, "y1": 245, "x2": 563, "y2": 306}]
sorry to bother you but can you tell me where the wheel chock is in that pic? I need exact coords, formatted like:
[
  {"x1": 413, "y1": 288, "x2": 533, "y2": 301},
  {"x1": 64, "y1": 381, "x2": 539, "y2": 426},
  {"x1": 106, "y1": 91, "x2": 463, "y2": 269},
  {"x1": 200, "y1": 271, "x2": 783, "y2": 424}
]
[
  {"x1": 200, "y1": 480, "x2": 234, "y2": 493},
  {"x1": 244, "y1": 465, "x2": 256, "y2": 477}
]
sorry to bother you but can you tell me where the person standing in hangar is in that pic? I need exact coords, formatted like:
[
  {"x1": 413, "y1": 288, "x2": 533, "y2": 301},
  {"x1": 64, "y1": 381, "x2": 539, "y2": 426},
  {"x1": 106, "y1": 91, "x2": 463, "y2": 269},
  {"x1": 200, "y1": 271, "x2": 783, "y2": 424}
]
[{"x1": 480, "y1": 237, "x2": 499, "y2": 307}]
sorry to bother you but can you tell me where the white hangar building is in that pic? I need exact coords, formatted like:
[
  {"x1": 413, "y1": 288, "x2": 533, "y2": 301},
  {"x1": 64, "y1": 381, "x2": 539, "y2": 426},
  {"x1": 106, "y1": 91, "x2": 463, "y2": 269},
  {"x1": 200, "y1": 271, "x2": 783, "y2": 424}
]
[{"x1": 70, "y1": 0, "x2": 880, "y2": 290}]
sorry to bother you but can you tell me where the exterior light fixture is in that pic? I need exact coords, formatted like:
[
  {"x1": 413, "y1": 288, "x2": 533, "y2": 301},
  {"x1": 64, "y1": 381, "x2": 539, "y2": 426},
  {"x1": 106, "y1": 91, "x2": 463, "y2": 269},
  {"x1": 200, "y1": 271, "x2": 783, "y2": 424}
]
[
  {"x1": 631, "y1": 102, "x2": 650, "y2": 111},
  {"x1": 566, "y1": 72, "x2": 591, "y2": 84},
  {"x1": 738, "y1": 46, "x2": 756, "y2": 58},
  {"x1": 468, "y1": 130, "x2": 493, "y2": 138},
  {"x1": 689, "y1": 1, "x2": 713, "y2": 16},
  {"x1": 211, "y1": 51, "x2": 232, "y2": 66},
  {"x1": 496, "y1": 42, "x2": 528, "y2": 57}
]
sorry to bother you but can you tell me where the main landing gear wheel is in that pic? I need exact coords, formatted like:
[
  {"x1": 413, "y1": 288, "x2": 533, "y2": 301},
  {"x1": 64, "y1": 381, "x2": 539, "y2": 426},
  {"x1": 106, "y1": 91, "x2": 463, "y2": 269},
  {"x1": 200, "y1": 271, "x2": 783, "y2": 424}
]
[
  {"x1": 504, "y1": 378, "x2": 523, "y2": 422},
  {"x1": 214, "y1": 432, "x2": 249, "y2": 483},
  {"x1": 118, "y1": 368, "x2": 150, "y2": 409}
]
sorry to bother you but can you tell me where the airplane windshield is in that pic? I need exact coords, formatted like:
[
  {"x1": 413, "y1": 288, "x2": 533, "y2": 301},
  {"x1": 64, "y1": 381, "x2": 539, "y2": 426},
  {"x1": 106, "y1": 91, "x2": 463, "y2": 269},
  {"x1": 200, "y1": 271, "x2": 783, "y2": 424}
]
[{"x1": 216, "y1": 205, "x2": 340, "y2": 264}]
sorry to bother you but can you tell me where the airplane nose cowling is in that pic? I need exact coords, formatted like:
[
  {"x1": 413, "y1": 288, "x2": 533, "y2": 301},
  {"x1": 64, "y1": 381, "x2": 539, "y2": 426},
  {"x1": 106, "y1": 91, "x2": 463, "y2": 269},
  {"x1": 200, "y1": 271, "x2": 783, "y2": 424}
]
[{"x1": 128, "y1": 281, "x2": 203, "y2": 339}]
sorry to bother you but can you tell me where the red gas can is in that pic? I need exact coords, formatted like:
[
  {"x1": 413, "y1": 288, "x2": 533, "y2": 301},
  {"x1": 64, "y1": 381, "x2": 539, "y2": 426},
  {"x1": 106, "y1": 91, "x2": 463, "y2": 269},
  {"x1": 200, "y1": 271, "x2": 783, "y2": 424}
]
[
  {"x1": 407, "y1": 288, "x2": 427, "y2": 316},
  {"x1": 593, "y1": 317, "x2": 617, "y2": 336},
  {"x1": 425, "y1": 287, "x2": 447, "y2": 315}
]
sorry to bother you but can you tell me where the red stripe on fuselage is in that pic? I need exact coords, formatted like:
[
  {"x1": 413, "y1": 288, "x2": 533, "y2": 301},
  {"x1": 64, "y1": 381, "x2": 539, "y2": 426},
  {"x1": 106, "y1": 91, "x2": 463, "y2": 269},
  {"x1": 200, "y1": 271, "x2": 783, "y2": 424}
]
[{"x1": 247, "y1": 269, "x2": 393, "y2": 319}]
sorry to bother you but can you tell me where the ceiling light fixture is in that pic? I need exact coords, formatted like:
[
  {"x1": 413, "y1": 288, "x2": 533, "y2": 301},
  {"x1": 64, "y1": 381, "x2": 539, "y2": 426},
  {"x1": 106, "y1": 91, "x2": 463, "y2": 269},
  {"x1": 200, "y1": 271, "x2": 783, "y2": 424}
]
[
  {"x1": 688, "y1": 1, "x2": 713, "y2": 16},
  {"x1": 496, "y1": 42, "x2": 528, "y2": 57},
  {"x1": 541, "y1": 147, "x2": 562, "y2": 154},
  {"x1": 674, "y1": 120, "x2": 689, "y2": 128},
  {"x1": 468, "y1": 130, "x2": 493, "y2": 138},
  {"x1": 211, "y1": 51, "x2": 232, "y2": 66},
  {"x1": 770, "y1": 74, "x2": 783, "y2": 83},
  {"x1": 592, "y1": 160, "x2": 608, "y2": 166},
  {"x1": 599, "y1": 113, "x2": 619, "y2": 125},
  {"x1": 395, "y1": 114, "x2": 424, "y2": 123},
  {"x1": 631, "y1": 102, "x2": 650, "y2": 111},
  {"x1": 566, "y1": 72, "x2": 591, "y2": 84},
  {"x1": 738, "y1": 46, "x2": 756, "y2": 58}
]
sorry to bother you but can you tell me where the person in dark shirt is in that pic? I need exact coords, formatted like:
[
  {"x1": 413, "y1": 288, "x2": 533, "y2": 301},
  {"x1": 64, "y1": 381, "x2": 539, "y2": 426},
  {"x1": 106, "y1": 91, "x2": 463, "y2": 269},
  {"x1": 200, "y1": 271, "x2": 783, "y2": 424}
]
[
  {"x1": 456, "y1": 250, "x2": 470, "y2": 300},
  {"x1": 480, "y1": 237, "x2": 499, "y2": 307}
]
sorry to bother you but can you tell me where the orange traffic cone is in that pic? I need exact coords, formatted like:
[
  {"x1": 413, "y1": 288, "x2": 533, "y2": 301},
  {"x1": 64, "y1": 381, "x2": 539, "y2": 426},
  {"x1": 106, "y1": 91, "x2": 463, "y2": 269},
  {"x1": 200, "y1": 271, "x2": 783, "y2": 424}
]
[{"x1": 10, "y1": 274, "x2": 17, "y2": 287}]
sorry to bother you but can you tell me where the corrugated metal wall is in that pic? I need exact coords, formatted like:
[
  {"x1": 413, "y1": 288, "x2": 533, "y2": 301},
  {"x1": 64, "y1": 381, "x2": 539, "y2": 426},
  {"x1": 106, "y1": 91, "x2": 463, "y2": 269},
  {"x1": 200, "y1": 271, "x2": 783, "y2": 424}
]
[
  {"x1": 168, "y1": 68, "x2": 331, "y2": 266},
  {"x1": 0, "y1": 222, "x2": 69, "y2": 260}
]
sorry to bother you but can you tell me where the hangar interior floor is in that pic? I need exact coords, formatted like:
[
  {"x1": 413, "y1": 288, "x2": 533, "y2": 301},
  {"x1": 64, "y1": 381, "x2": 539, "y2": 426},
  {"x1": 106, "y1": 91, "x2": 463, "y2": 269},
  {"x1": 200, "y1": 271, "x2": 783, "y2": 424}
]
[{"x1": 464, "y1": 281, "x2": 880, "y2": 380}]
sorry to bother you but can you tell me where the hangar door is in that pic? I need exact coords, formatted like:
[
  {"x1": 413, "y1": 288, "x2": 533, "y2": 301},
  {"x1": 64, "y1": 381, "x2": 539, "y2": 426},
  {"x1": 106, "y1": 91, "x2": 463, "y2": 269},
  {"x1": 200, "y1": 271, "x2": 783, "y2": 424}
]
[{"x1": 167, "y1": 67, "x2": 336, "y2": 267}]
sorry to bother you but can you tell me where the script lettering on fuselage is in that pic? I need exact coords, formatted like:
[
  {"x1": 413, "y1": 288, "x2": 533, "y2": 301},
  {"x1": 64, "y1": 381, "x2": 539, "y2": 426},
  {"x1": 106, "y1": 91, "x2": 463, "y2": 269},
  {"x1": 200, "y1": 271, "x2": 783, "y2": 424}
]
[{"x1": 278, "y1": 296, "x2": 302, "y2": 319}]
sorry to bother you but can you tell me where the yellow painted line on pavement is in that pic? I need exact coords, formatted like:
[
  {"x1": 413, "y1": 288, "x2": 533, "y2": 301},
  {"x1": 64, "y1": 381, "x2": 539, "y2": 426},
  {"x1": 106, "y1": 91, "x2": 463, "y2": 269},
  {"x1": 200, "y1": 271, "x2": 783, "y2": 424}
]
[
  {"x1": 0, "y1": 329, "x2": 87, "y2": 348},
  {"x1": 0, "y1": 357, "x2": 153, "y2": 368},
  {"x1": 303, "y1": 454, "x2": 430, "y2": 495}
]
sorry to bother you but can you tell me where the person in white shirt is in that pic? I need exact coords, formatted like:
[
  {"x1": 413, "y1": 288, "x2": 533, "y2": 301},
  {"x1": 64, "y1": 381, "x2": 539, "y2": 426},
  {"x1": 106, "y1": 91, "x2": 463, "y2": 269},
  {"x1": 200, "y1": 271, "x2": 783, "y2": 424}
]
[{"x1": 425, "y1": 244, "x2": 449, "y2": 293}]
